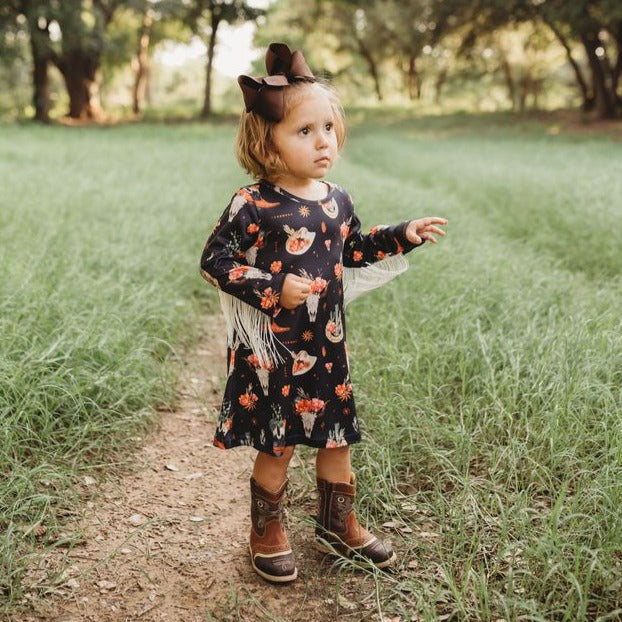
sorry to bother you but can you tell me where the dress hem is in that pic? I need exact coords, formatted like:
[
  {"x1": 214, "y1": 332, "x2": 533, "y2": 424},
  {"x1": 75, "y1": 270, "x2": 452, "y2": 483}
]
[{"x1": 212, "y1": 434, "x2": 362, "y2": 456}]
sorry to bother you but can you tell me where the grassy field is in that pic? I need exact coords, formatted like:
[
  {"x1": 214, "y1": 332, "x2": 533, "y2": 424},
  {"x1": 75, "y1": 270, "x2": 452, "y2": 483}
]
[{"x1": 2, "y1": 112, "x2": 622, "y2": 620}]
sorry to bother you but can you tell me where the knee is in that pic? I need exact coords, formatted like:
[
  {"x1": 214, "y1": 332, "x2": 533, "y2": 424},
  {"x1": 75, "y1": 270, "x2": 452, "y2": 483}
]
[
  {"x1": 317, "y1": 445, "x2": 350, "y2": 459},
  {"x1": 255, "y1": 445, "x2": 296, "y2": 474}
]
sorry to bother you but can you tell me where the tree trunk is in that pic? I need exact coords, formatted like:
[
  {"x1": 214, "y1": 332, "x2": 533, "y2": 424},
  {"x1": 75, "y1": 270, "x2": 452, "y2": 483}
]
[
  {"x1": 544, "y1": 17, "x2": 592, "y2": 111},
  {"x1": 23, "y1": 5, "x2": 52, "y2": 123},
  {"x1": 581, "y1": 32, "x2": 616, "y2": 119},
  {"x1": 406, "y1": 54, "x2": 421, "y2": 100},
  {"x1": 500, "y1": 55, "x2": 516, "y2": 111},
  {"x1": 434, "y1": 68, "x2": 447, "y2": 104},
  {"x1": 610, "y1": 21, "x2": 622, "y2": 108},
  {"x1": 518, "y1": 73, "x2": 532, "y2": 113},
  {"x1": 201, "y1": 15, "x2": 220, "y2": 119},
  {"x1": 355, "y1": 36, "x2": 382, "y2": 101},
  {"x1": 57, "y1": 50, "x2": 102, "y2": 120},
  {"x1": 132, "y1": 7, "x2": 153, "y2": 115},
  {"x1": 29, "y1": 31, "x2": 50, "y2": 122}
]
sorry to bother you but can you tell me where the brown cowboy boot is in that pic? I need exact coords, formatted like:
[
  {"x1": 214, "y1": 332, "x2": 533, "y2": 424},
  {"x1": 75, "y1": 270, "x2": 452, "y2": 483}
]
[
  {"x1": 249, "y1": 477, "x2": 298, "y2": 583},
  {"x1": 315, "y1": 473, "x2": 396, "y2": 568}
]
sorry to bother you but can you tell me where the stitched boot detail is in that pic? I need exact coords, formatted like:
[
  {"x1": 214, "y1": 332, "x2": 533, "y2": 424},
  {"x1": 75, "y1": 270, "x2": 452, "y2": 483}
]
[
  {"x1": 315, "y1": 474, "x2": 396, "y2": 568},
  {"x1": 249, "y1": 477, "x2": 298, "y2": 583}
]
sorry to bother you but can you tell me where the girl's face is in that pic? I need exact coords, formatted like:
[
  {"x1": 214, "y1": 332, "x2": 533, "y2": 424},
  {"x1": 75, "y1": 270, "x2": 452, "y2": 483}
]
[{"x1": 271, "y1": 86, "x2": 338, "y2": 185}]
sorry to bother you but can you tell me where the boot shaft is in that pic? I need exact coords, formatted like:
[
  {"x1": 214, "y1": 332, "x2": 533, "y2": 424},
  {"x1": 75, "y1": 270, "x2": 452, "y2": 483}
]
[
  {"x1": 316, "y1": 477, "x2": 356, "y2": 537},
  {"x1": 315, "y1": 474, "x2": 396, "y2": 567},
  {"x1": 248, "y1": 477, "x2": 298, "y2": 582},
  {"x1": 250, "y1": 477, "x2": 287, "y2": 537}
]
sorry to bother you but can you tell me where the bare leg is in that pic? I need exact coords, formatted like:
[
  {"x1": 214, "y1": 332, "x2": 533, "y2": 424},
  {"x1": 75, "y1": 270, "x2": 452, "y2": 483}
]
[
  {"x1": 252, "y1": 445, "x2": 296, "y2": 492},
  {"x1": 314, "y1": 445, "x2": 396, "y2": 567},
  {"x1": 316, "y1": 445, "x2": 351, "y2": 482}
]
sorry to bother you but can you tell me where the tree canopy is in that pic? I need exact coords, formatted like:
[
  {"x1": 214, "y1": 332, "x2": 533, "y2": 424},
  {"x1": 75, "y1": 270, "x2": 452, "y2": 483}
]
[{"x1": 0, "y1": 0, "x2": 620, "y2": 120}]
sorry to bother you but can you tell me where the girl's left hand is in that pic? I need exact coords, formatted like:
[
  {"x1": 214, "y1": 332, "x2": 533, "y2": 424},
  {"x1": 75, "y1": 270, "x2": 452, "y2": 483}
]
[{"x1": 405, "y1": 217, "x2": 448, "y2": 245}]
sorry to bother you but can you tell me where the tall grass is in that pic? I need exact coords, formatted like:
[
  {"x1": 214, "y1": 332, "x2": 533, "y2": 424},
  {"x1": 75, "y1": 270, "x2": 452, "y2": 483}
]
[
  {"x1": 2, "y1": 114, "x2": 621, "y2": 619},
  {"x1": 0, "y1": 122, "x2": 243, "y2": 606},
  {"x1": 341, "y1": 115, "x2": 622, "y2": 620}
]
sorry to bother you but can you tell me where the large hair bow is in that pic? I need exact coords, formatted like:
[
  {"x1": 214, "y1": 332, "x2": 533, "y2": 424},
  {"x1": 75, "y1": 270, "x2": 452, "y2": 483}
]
[{"x1": 238, "y1": 42, "x2": 316, "y2": 122}]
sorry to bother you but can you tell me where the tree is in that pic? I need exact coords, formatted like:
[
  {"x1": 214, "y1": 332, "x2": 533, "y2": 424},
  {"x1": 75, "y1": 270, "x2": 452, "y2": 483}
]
[
  {"x1": 256, "y1": 0, "x2": 393, "y2": 103},
  {"x1": 132, "y1": 0, "x2": 189, "y2": 114},
  {"x1": 537, "y1": 0, "x2": 622, "y2": 118},
  {"x1": 102, "y1": 1, "x2": 189, "y2": 115},
  {"x1": 373, "y1": 0, "x2": 437, "y2": 101},
  {"x1": 431, "y1": 0, "x2": 621, "y2": 118},
  {"x1": 18, "y1": 0, "x2": 131, "y2": 120},
  {"x1": 0, "y1": 0, "x2": 53, "y2": 121},
  {"x1": 184, "y1": 0, "x2": 263, "y2": 118}
]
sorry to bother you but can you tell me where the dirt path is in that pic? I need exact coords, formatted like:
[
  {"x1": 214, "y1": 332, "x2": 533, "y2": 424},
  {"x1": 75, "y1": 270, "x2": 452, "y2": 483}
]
[{"x1": 18, "y1": 319, "x2": 383, "y2": 622}]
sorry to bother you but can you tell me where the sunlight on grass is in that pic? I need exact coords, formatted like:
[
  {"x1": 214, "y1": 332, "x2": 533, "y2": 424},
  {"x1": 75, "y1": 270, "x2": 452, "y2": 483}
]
[{"x1": 2, "y1": 114, "x2": 622, "y2": 619}]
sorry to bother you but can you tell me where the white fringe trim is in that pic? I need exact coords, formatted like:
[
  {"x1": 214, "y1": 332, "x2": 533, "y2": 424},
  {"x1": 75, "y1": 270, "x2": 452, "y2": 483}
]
[
  {"x1": 218, "y1": 291, "x2": 286, "y2": 368},
  {"x1": 343, "y1": 254, "x2": 409, "y2": 307},
  {"x1": 217, "y1": 254, "x2": 409, "y2": 369}
]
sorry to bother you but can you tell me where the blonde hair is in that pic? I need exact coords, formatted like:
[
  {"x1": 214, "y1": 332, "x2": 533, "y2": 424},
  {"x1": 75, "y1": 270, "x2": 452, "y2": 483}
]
[{"x1": 235, "y1": 81, "x2": 346, "y2": 181}]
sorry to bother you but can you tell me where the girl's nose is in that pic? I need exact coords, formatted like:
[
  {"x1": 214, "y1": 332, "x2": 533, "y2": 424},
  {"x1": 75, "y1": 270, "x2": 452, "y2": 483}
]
[{"x1": 316, "y1": 133, "x2": 329, "y2": 148}]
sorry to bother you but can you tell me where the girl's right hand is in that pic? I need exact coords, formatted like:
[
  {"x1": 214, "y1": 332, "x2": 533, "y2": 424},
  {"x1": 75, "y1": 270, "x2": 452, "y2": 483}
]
[{"x1": 280, "y1": 274, "x2": 312, "y2": 309}]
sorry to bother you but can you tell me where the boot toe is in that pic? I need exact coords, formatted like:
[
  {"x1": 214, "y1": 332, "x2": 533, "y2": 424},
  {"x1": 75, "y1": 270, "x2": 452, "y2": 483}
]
[
  {"x1": 251, "y1": 549, "x2": 298, "y2": 583},
  {"x1": 358, "y1": 537, "x2": 397, "y2": 568}
]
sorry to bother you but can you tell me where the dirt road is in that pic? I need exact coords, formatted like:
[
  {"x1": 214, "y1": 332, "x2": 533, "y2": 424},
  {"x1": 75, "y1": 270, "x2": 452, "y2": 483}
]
[{"x1": 18, "y1": 321, "x2": 384, "y2": 622}]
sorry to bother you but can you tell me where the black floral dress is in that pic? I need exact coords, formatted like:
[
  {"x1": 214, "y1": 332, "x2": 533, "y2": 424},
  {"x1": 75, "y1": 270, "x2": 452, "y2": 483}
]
[{"x1": 200, "y1": 180, "x2": 418, "y2": 457}]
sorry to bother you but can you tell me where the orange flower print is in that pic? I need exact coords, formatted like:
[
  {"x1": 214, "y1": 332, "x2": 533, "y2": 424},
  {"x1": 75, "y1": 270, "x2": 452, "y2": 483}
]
[
  {"x1": 294, "y1": 395, "x2": 325, "y2": 414},
  {"x1": 270, "y1": 260, "x2": 282, "y2": 274},
  {"x1": 257, "y1": 287, "x2": 279, "y2": 310},
  {"x1": 299, "y1": 206, "x2": 310, "y2": 217},
  {"x1": 246, "y1": 223, "x2": 259, "y2": 234},
  {"x1": 335, "y1": 382, "x2": 352, "y2": 402},
  {"x1": 352, "y1": 250, "x2": 363, "y2": 262},
  {"x1": 321, "y1": 221, "x2": 327, "y2": 233},
  {"x1": 247, "y1": 353, "x2": 260, "y2": 368},
  {"x1": 340, "y1": 221, "x2": 350, "y2": 240},
  {"x1": 310, "y1": 277, "x2": 328, "y2": 294},
  {"x1": 376, "y1": 250, "x2": 386, "y2": 260},
  {"x1": 302, "y1": 329, "x2": 313, "y2": 342},
  {"x1": 370, "y1": 226, "x2": 380, "y2": 235},
  {"x1": 282, "y1": 385, "x2": 290, "y2": 397},
  {"x1": 239, "y1": 385, "x2": 258, "y2": 410},
  {"x1": 334, "y1": 262, "x2": 343, "y2": 279}
]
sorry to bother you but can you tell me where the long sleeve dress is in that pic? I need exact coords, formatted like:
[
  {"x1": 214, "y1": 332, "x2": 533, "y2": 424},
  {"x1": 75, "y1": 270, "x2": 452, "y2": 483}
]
[{"x1": 200, "y1": 180, "x2": 420, "y2": 457}]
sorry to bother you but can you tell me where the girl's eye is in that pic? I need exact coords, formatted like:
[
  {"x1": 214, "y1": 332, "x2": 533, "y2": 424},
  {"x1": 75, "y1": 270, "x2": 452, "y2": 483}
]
[
  {"x1": 325, "y1": 123, "x2": 333, "y2": 131},
  {"x1": 300, "y1": 127, "x2": 310, "y2": 135}
]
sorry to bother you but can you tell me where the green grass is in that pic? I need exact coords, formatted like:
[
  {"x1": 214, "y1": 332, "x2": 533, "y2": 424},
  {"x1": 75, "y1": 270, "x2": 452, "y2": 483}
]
[
  {"x1": 2, "y1": 112, "x2": 622, "y2": 619},
  {"x1": 0, "y1": 121, "x2": 244, "y2": 607},
  {"x1": 341, "y1": 113, "x2": 622, "y2": 620}
]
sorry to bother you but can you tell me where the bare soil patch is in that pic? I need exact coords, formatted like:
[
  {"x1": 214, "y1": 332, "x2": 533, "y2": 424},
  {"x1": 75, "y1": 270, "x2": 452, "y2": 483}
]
[{"x1": 16, "y1": 319, "x2": 388, "y2": 622}]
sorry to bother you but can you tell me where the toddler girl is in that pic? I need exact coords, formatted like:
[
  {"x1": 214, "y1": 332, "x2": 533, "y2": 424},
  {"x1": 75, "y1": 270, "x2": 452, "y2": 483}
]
[{"x1": 200, "y1": 42, "x2": 447, "y2": 583}]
